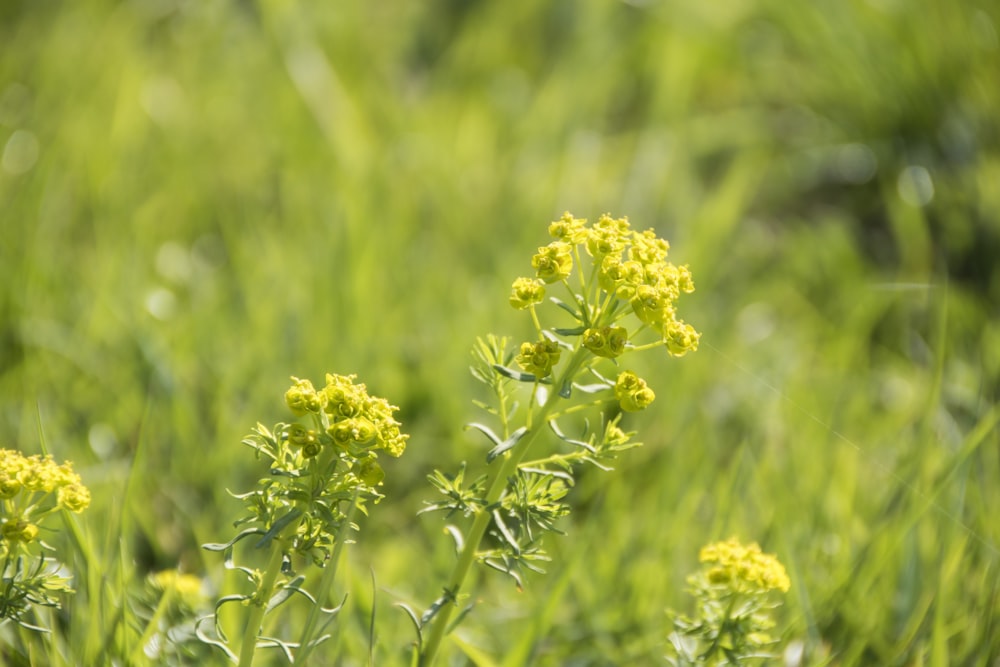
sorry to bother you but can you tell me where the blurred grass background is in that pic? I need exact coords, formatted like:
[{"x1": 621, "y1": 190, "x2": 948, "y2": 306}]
[{"x1": 2, "y1": 0, "x2": 999, "y2": 664}]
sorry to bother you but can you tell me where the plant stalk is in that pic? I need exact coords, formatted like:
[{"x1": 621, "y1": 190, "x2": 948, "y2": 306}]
[
  {"x1": 294, "y1": 488, "x2": 360, "y2": 664},
  {"x1": 238, "y1": 540, "x2": 287, "y2": 667},
  {"x1": 419, "y1": 347, "x2": 588, "y2": 665}
]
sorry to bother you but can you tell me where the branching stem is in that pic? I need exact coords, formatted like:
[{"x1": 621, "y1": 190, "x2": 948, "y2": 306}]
[{"x1": 419, "y1": 346, "x2": 588, "y2": 665}]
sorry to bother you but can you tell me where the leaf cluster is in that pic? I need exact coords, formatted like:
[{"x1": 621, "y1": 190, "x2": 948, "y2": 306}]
[
  {"x1": 0, "y1": 554, "x2": 73, "y2": 632},
  {"x1": 667, "y1": 572, "x2": 786, "y2": 666}
]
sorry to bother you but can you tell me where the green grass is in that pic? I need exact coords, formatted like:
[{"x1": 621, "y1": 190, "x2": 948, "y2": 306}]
[{"x1": 2, "y1": 0, "x2": 999, "y2": 664}]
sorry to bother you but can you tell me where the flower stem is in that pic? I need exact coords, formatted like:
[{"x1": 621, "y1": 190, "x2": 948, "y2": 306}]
[
  {"x1": 419, "y1": 347, "x2": 588, "y2": 666},
  {"x1": 238, "y1": 540, "x2": 286, "y2": 667},
  {"x1": 294, "y1": 488, "x2": 360, "y2": 664}
]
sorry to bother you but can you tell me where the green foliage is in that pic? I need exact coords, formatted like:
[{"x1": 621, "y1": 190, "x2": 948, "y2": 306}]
[
  {"x1": 199, "y1": 373, "x2": 407, "y2": 665},
  {"x1": 1, "y1": 0, "x2": 999, "y2": 664},
  {"x1": 668, "y1": 538, "x2": 791, "y2": 666}
]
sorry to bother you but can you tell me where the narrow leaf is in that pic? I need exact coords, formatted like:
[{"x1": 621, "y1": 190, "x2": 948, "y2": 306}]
[
  {"x1": 491, "y1": 510, "x2": 520, "y2": 554},
  {"x1": 202, "y1": 527, "x2": 265, "y2": 552},
  {"x1": 255, "y1": 508, "x2": 303, "y2": 549},
  {"x1": 549, "y1": 297, "x2": 582, "y2": 319},
  {"x1": 486, "y1": 426, "x2": 528, "y2": 463},
  {"x1": 195, "y1": 615, "x2": 238, "y2": 662},
  {"x1": 465, "y1": 422, "x2": 503, "y2": 447},
  {"x1": 573, "y1": 382, "x2": 612, "y2": 394},
  {"x1": 444, "y1": 525, "x2": 465, "y2": 553},
  {"x1": 548, "y1": 420, "x2": 595, "y2": 451},
  {"x1": 264, "y1": 575, "x2": 307, "y2": 614},
  {"x1": 518, "y1": 467, "x2": 575, "y2": 483},
  {"x1": 396, "y1": 602, "x2": 424, "y2": 644},
  {"x1": 493, "y1": 364, "x2": 549, "y2": 384}
]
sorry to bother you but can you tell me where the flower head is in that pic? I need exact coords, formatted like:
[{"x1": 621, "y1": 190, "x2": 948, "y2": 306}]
[
  {"x1": 286, "y1": 377, "x2": 325, "y2": 415},
  {"x1": 585, "y1": 214, "x2": 630, "y2": 259},
  {"x1": 1, "y1": 520, "x2": 39, "y2": 544},
  {"x1": 699, "y1": 537, "x2": 791, "y2": 594},
  {"x1": 583, "y1": 326, "x2": 628, "y2": 358},
  {"x1": 521, "y1": 213, "x2": 700, "y2": 361},
  {"x1": 548, "y1": 211, "x2": 589, "y2": 244},
  {"x1": 516, "y1": 340, "x2": 562, "y2": 378},
  {"x1": 663, "y1": 319, "x2": 701, "y2": 357},
  {"x1": 57, "y1": 483, "x2": 91, "y2": 513},
  {"x1": 531, "y1": 242, "x2": 573, "y2": 284},
  {"x1": 614, "y1": 371, "x2": 655, "y2": 412},
  {"x1": 509, "y1": 277, "x2": 546, "y2": 310}
]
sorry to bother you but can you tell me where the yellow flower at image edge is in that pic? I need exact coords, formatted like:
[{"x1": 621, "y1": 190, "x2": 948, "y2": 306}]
[
  {"x1": 2, "y1": 520, "x2": 39, "y2": 543},
  {"x1": 700, "y1": 537, "x2": 791, "y2": 593}
]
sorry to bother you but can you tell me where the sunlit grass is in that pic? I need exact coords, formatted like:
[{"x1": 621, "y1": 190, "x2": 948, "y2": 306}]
[{"x1": 1, "y1": 0, "x2": 998, "y2": 664}]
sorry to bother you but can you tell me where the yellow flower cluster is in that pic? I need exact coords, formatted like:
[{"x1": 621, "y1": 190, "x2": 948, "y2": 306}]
[
  {"x1": 0, "y1": 449, "x2": 90, "y2": 554},
  {"x1": 513, "y1": 212, "x2": 701, "y2": 358},
  {"x1": 285, "y1": 374, "x2": 408, "y2": 458},
  {"x1": 0, "y1": 449, "x2": 91, "y2": 513},
  {"x1": 699, "y1": 537, "x2": 791, "y2": 594}
]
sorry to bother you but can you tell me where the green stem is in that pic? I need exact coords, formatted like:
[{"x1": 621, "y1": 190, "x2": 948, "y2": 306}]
[
  {"x1": 419, "y1": 346, "x2": 589, "y2": 666},
  {"x1": 294, "y1": 488, "x2": 361, "y2": 664},
  {"x1": 519, "y1": 450, "x2": 589, "y2": 470},
  {"x1": 238, "y1": 541, "x2": 287, "y2": 667},
  {"x1": 547, "y1": 395, "x2": 615, "y2": 422}
]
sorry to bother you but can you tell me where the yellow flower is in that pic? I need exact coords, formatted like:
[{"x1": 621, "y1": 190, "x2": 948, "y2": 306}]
[
  {"x1": 699, "y1": 537, "x2": 791, "y2": 593},
  {"x1": 152, "y1": 570, "x2": 205, "y2": 607},
  {"x1": 548, "y1": 211, "x2": 589, "y2": 244},
  {"x1": 2, "y1": 519, "x2": 39, "y2": 544},
  {"x1": 583, "y1": 326, "x2": 629, "y2": 358},
  {"x1": 509, "y1": 277, "x2": 546, "y2": 310},
  {"x1": 515, "y1": 339, "x2": 562, "y2": 379},
  {"x1": 531, "y1": 242, "x2": 573, "y2": 284},
  {"x1": 329, "y1": 417, "x2": 378, "y2": 448},
  {"x1": 614, "y1": 371, "x2": 655, "y2": 412},
  {"x1": 663, "y1": 319, "x2": 701, "y2": 357},
  {"x1": 0, "y1": 472, "x2": 21, "y2": 499},
  {"x1": 285, "y1": 377, "x2": 325, "y2": 415},
  {"x1": 58, "y1": 482, "x2": 91, "y2": 513},
  {"x1": 322, "y1": 373, "x2": 366, "y2": 418}
]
